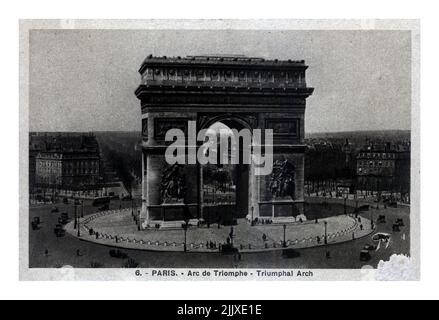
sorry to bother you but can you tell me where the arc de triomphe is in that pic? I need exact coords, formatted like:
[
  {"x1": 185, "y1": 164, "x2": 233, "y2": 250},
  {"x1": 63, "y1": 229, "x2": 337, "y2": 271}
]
[{"x1": 135, "y1": 55, "x2": 313, "y2": 229}]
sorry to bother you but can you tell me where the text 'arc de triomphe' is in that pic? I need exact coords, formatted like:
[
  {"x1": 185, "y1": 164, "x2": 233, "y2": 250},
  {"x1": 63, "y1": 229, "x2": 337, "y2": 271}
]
[{"x1": 135, "y1": 55, "x2": 313, "y2": 229}]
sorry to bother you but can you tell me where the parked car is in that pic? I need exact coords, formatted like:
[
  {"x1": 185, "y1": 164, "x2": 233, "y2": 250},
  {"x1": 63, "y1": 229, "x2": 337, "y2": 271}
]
[
  {"x1": 51, "y1": 206, "x2": 59, "y2": 213},
  {"x1": 98, "y1": 204, "x2": 109, "y2": 211}
]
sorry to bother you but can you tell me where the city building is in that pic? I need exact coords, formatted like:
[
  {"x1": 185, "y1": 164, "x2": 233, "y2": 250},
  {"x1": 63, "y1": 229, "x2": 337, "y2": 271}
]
[
  {"x1": 356, "y1": 142, "x2": 410, "y2": 198},
  {"x1": 31, "y1": 133, "x2": 101, "y2": 194}
]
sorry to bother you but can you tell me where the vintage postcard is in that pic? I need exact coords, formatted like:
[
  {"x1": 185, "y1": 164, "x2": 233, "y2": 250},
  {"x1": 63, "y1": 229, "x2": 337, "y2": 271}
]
[{"x1": 19, "y1": 19, "x2": 420, "y2": 281}]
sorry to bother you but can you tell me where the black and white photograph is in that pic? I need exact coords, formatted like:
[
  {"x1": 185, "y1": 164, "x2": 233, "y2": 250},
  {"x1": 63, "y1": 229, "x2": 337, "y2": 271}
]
[{"x1": 17, "y1": 19, "x2": 420, "y2": 282}]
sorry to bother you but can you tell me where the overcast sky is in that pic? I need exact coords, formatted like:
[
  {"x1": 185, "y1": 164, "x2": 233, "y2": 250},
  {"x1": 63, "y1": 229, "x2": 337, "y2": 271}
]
[{"x1": 29, "y1": 29, "x2": 411, "y2": 133}]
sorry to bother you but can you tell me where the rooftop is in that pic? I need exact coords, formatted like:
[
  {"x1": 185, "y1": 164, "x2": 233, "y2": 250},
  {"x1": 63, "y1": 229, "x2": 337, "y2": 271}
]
[{"x1": 139, "y1": 54, "x2": 307, "y2": 73}]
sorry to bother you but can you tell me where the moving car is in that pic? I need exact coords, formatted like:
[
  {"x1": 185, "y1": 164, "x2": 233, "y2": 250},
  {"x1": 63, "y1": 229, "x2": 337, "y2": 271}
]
[
  {"x1": 58, "y1": 212, "x2": 69, "y2": 224},
  {"x1": 395, "y1": 218, "x2": 405, "y2": 227},
  {"x1": 220, "y1": 243, "x2": 239, "y2": 255},
  {"x1": 372, "y1": 232, "x2": 391, "y2": 242},
  {"x1": 363, "y1": 244, "x2": 376, "y2": 251},
  {"x1": 360, "y1": 249, "x2": 371, "y2": 261},
  {"x1": 282, "y1": 248, "x2": 301, "y2": 258},
  {"x1": 54, "y1": 224, "x2": 65, "y2": 237}
]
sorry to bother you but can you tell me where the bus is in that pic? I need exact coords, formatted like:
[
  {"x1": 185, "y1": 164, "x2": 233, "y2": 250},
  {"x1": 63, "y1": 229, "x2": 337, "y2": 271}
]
[{"x1": 92, "y1": 196, "x2": 111, "y2": 207}]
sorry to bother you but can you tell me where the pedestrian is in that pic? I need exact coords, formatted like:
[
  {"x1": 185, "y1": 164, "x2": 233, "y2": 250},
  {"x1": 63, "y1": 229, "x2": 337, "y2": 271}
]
[
  {"x1": 326, "y1": 251, "x2": 331, "y2": 259},
  {"x1": 76, "y1": 249, "x2": 81, "y2": 256},
  {"x1": 44, "y1": 248, "x2": 49, "y2": 256},
  {"x1": 262, "y1": 233, "x2": 267, "y2": 242},
  {"x1": 360, "y1": 224, "x2": 363, "y2": 231}
]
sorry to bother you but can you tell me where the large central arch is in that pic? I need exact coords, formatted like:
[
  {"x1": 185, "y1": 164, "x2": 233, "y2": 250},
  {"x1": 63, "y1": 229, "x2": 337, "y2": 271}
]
[
  {"x1": 135, "y1": 55, "x2": 314, "y2": 229},
  {"x1": 198, "y1": 115, "x2": 252, "y2": 226}
]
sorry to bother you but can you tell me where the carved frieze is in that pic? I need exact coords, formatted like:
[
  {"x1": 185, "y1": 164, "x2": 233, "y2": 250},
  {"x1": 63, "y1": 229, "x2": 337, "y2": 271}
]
[
  {"x1": 265, "y1": 118, "x2": 300, "y2": 137},
  {"x1": 154, "y1": 118, "x2": 188, "y2": 141},
  {"x1": 160, "y1": 163, "x2": 187, "y2": 203},
  {"x1": 269, "y1": 159, "x2": 296, "y2": 199},
  {"x1": 140, "y1": 93, "x2": 306, "y2": 107},
  {"x1": 142, "y1": 67, "x2": 306, "y2": 86}
]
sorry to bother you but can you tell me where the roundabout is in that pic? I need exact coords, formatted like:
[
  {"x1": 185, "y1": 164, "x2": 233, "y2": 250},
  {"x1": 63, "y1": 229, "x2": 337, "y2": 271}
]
[{"x1": 65, "y1": 207, "x2": 374, "y2": 253}]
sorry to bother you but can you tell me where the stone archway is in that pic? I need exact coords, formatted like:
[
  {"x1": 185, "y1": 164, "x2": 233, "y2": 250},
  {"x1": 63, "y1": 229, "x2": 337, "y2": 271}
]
[
  {"x1": 197, "y1": 115, "x2": 253, "y2": 225},
  {"x1": 135, "y1": 55, "x2": 314, "y2": 229}
]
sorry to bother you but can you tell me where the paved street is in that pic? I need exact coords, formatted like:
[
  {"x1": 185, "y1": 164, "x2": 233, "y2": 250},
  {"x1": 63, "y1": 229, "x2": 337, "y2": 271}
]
[{"x1": 29, "y1": 198, "x2": 410, "y2": 269}]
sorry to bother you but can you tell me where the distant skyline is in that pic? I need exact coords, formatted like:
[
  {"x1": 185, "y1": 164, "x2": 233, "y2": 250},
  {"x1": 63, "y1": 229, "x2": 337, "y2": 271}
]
[{"x1": 29, "y1": 29, "x2": 411, "y2": 133}]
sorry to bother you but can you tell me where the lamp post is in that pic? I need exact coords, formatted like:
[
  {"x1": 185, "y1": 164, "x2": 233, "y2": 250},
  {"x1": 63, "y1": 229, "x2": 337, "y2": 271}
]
[
  {"x1": 182, "y1": 222, "x2": 188, "y2": 253},
  {"x1": 77, "y1": 214, "x2": 81, "y2": 237},
  {"x1": 283, "y1": 224, "x2": 287, "y2": 248},
  {"x1": 343, "y1": 196, "x2": 347, "y2": 215},
  {"x1": 251, "y1": 206, "x2": 254, "y2": 226},
  {"x1": 324, "y1": 221, "x2": 328, "y2": 245},
  {"x1": 73, "y1": 203, "x2": 77, "y2": 230},
  {"x1": 81, "y1": 200, "x2": 84, "y2": 218},
  {"x1": 182, "y1": 203, "x2": 190, "y2": 253}
]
